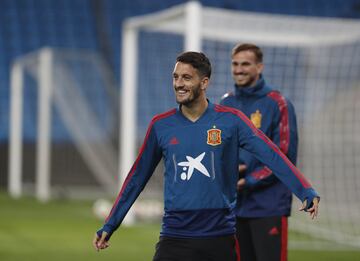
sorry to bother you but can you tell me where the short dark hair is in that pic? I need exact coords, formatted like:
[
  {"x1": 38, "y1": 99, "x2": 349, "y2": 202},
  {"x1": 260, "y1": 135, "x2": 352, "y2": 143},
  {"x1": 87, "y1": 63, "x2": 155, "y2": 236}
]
[
  {"x1": 176, "y1": 51, "x2": 212, "y2": 79},
  {"x1": 231, "y1": 43, "x2": 263, "y2": 63}
]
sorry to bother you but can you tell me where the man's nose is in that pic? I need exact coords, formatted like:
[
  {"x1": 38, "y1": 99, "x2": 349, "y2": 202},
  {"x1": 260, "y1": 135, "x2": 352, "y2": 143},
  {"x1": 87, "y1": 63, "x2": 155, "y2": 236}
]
[{"x1": 233, "y1": 66, "x2": 243, "y2": 74}]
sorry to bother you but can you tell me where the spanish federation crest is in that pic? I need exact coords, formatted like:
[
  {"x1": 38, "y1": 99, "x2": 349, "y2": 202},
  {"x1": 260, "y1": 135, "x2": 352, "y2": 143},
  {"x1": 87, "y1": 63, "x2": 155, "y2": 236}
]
[
  {"x1": 207, "y1": 127, "x2": 222, "y2": 146},
  {"x1": 250, "y1": 110, "x2": 262, "y2": 128}
]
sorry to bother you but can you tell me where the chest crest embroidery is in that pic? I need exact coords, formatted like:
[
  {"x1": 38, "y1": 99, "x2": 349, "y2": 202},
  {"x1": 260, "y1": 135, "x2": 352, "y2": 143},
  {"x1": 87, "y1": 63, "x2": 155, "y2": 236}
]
[
  {"x1": 207, "y1": 126, "x2": 222, "y2": 146},
  {"x1": 250, "y1": 110, "x2": 262, "y2": 128}
]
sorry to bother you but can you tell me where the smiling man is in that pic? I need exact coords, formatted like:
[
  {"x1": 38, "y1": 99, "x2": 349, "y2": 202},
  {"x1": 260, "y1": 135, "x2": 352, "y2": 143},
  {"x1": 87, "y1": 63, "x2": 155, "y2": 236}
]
[
  {"x1": 221, "y1": 43, "x2": 301, "y2": 261},
  {"x1": 93, "y1": 51, "x2": 319, "y2": 261}
]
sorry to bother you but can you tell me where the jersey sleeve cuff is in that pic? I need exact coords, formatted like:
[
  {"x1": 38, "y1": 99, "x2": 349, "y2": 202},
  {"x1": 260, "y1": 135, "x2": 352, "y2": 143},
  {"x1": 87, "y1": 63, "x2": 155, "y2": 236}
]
[
  {"x1": 244, "y1": 175, "x2": 256, "y2": 188},
  {"x1": 302, "y1": 188, "x2": 320, "y2": 210},
  {"x1": 96, "y1": 224, "x2": 115, "y2": 241}
]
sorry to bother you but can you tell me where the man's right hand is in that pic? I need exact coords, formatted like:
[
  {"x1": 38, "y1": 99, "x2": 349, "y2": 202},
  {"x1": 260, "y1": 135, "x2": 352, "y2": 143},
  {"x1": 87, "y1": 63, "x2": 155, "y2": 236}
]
[
  {"x1": 93, "y1": 231, "x2": 110, "y2": 251},
  {"x1": 238, "y1": 164, "x2": 247, "y2": 174},
  {"x1": 237, "y1": 164, "x2": 247, "y2": 191},
  {"x1": 237, "y1": 178, "x2": 246, "y2": 191}
]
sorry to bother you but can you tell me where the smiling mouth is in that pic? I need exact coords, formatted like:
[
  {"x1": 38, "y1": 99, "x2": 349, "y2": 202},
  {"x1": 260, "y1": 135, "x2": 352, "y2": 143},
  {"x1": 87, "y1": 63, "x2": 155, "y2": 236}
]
[
  {"x1": 234, "y1": 74, "x2": 248, "y2": 82},
  {"x1": 175, "y1": 88, "x2": 189, "y2": 95}
]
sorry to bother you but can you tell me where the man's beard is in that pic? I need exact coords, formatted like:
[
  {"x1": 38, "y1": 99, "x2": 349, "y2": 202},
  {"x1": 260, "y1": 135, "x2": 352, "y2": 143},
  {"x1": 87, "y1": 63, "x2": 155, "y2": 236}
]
[{"x1": 176, "y1": 83, "x2": 202, "y2": 105}]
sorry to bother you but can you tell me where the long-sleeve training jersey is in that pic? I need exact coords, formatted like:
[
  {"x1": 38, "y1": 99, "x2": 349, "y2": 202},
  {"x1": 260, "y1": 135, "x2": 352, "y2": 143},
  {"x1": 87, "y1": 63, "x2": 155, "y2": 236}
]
[
  {"x1": 97, "y1": 101, "x2": 318, "y2": 239},
  {"x1": 220, "y1": 76, "x2": 298, "y2": 217}
]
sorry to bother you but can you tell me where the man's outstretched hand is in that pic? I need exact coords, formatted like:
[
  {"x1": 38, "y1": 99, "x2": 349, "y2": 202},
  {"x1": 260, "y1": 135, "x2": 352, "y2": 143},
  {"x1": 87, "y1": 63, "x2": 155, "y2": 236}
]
[
  {"x1": 299, "y1": 197, "x2": 320, "y2": 219},
  {"x1": 93, "y1": 231, "x2": 110, "y2": 251}
]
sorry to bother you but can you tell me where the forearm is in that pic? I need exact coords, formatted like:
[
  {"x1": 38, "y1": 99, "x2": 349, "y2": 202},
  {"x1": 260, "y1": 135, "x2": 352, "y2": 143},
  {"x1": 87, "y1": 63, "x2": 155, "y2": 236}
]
[{"x1": 242, "y1": 130, "x2": 318, "y2": 204}]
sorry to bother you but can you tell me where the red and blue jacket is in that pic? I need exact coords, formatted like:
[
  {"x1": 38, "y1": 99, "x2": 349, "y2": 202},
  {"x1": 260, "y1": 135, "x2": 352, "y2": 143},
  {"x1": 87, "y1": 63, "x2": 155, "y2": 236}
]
[
  {"x1": 97, "y1": 101, "x2": 317, "y2": 239},
  {"x1": 220, "y1": 76, "x2": 298, "y2": 217}
]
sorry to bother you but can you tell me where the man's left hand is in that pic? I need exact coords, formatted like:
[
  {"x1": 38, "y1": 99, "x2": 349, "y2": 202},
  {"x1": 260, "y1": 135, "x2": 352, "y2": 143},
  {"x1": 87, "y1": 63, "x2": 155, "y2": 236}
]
[{"x1": 299, "y1": 197, "x2": 320, "y2": 219}]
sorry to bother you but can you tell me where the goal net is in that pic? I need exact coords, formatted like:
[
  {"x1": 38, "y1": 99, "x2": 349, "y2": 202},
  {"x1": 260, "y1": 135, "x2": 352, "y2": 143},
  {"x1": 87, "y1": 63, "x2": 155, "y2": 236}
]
[
  {"x1": 120, "y1": 1, "x2": 360, "y2": 248},
  {"x1": 9, "y1": 48, "x2": 120, "y2": 200}
]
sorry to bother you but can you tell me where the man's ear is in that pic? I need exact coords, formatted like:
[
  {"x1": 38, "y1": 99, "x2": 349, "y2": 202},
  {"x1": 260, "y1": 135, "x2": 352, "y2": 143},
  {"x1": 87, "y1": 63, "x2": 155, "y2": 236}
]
[
  {"x1": 201, "y1": 77, "x2": 209, "y2": 90},
  {"x1": 257, "y1": 63, "x2": 264, "y2": 74}
]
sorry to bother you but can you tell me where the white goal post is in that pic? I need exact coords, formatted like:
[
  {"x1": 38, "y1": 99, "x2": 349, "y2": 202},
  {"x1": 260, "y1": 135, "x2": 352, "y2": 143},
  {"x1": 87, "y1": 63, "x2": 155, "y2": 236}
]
[
  {"x1": 121, "y1": 1, "x2": 360, "y2": 248},
  {"x1": 9, "y1": 49, "x2": 54, "y2": 201},
  {"x1": 9, "y1": 48, "x2": 119, "y2": 202}
]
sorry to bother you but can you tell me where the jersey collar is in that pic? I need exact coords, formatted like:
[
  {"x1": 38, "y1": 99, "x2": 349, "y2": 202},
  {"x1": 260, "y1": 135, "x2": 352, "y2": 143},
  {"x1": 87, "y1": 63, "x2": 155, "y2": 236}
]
[{"x1": 176, "y1": 99, "x2": 214, "y2": 124}]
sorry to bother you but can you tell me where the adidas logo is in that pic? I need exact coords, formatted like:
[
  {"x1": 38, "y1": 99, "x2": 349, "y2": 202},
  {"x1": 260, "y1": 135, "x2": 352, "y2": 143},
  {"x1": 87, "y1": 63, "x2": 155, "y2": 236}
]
[
  {"x1": 268, "y1": 226, "x2": 279, "y2": 236},
  {"x1": 169, "y1": 137, "x2": 179, "y2": 145}
]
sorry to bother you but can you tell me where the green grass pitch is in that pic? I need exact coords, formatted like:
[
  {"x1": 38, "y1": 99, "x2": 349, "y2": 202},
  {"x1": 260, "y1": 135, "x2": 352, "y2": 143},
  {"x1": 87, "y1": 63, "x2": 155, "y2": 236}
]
[{"x1": 0, "y1": 191, "x2": 359, "y2": 260}]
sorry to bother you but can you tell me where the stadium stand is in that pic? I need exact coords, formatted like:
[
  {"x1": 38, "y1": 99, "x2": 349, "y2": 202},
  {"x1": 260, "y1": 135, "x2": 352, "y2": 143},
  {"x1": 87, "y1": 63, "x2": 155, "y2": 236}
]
[{"x1": 1, "y1": 0, "x2": 359, "y2": 142}]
